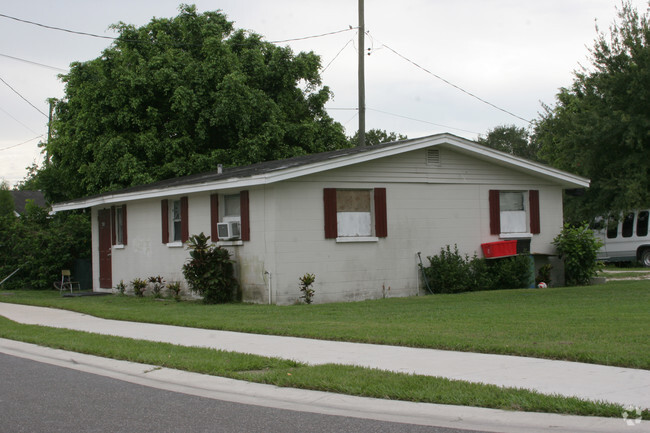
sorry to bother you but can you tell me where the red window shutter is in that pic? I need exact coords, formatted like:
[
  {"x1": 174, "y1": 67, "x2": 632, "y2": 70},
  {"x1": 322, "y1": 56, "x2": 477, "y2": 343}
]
[
  {"x1": 210, "y1": 193, "x2": 219, "y2": 241},
  {"x1": 180, "y1": 196, "x2": 189, "y2": 243},
  {"x1": 529, "y1": 190, "x2": 540, "y2": 234},
  {"x1": 374, "y1": 188, "x2": 388, "y2": 237},
  {"x1": 110, "y1": 206, "x2": 116, "y2": 246},
  {"x1": 161, "y1": 199, "x2": 169, "y2": 244},
  {"x1": 323, "y1": 188, "x2": 337, "y2": 239},
  {"x1": 489, "y1": 190, "x2": 501, "y2": 235},
  {"x1": 122, "y1": 204, "x2": 128, "y2": 245},
  {"x1": 240, "y1": 190, "x2": 250, "y2": 241}
]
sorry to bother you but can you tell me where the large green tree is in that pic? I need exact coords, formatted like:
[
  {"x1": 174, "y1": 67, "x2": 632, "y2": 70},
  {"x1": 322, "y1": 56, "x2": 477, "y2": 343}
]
[
  {"x1": 477, "y1": 125, "x2": 540, "y2": 162},
  {"x1": 37, "y1": 5, "x2": 349, "y2": 202},
  {"x1": 535, "y1": 1, "x2": 650, "y2": 221}
]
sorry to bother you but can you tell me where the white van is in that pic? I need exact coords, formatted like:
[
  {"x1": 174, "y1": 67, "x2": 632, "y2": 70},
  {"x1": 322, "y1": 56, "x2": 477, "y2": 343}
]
[{"x1": 593, "y1": 210, "x2": 650, "y2": 267}]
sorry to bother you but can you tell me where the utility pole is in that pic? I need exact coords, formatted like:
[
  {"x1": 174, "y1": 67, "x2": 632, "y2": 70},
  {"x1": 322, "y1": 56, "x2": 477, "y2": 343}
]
[{"x1": 358, "y1": 0, "x2": 366, "y2": 146}]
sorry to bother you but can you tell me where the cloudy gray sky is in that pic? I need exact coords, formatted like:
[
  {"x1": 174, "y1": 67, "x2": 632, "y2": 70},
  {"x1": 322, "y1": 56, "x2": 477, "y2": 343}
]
[{"x1": 1, "y1": 0, "x2": 647, "y2": 187}]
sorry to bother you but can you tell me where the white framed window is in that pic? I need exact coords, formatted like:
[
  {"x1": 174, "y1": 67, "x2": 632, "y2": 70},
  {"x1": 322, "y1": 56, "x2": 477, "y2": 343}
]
[
  {"x1": 115, "y1": 206, "x2": 125, "y2": 245},
  {"x1": 171, "y1": 199, "x2": 182, "y2": 242},
  {"x1": 223, "y1": 193, "x2": 241, "y2": 223},
  {"x1": 499, "y1": 191, "x2": 527, "y2": 234},
  {"x1": 336, "y1": 189, "x2": 372, "y2": 237}
]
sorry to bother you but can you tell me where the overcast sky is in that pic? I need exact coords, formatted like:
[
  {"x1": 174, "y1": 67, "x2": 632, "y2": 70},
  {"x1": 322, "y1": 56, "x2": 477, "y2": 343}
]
[{"x1": 1, "y1": 0, "x2": 647, "y2": 187}]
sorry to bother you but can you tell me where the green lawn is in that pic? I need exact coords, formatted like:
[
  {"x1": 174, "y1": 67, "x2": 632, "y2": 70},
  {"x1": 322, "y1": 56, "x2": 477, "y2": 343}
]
[{"x1": 1, "y1": 280, "x2": 648, "y2": 369}]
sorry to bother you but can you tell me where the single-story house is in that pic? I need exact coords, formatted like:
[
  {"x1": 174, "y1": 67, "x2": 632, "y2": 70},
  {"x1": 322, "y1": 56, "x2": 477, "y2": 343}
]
[{"x1": 52, "y1": 133, "x2": 589, "y2": 304}]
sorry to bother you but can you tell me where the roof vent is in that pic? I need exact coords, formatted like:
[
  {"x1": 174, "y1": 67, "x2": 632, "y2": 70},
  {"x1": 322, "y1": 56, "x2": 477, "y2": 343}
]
[{"x1": 426, "y1": 149, "x2": 440, "y2": 166}]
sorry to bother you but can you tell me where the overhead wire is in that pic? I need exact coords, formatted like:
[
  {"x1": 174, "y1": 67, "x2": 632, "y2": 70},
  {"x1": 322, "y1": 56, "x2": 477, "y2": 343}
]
[
  {"x1": 367, "y1": 108, "x2": 481, "y2": 135},
  {"x1": 0, "y1": 52, "x2": 68, "y2": 72},
  {"x1": 0, "y1": 134, "x2": 44, "y2": 152},
  {"x1": 0, "y1": 12, "x2": 356, "y2": 47},
  {"x1": 377, "y1": 42, "x2": 532, "y2": 124},
  {"x1": 322, "y1": 39, "x2": 354, "y2": 73},
  {"x1": 0, "y1": 75, "x2": 48, "y2": 118},
  {"x1": 0, "y1": 106, "x2": 41, "y2": 135},
  {"x1": 0, "y1": 12, "x2": 117, "y2": 40}
]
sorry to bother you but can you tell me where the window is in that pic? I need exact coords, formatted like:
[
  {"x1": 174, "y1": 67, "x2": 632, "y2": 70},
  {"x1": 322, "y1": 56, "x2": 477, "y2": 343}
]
[
  {"x1": 161, "y1": 197, "x2": 188, "y2": 244},
  {"x1": 637, "y1": 211, "x2": 649, "y2": 237},
  {"x1": 337, "y1": 190, "x2": 372, "y2": 236},
  {"x1": 111, "y1": 204, "x2": 127, "y2": 246},
  {"x1": 115, "y1": 206, "x2": 125, "y2": 244},
  {"x1": 489, "y1": 190, "x2": 540, "y2": 236},
  {"x1": 223, "y1": 194, "x2": 241, "y2": 222},
  {"x1": 622, "y1": 212, "x2": 635, "y2": 238},
  {"x1": 209, "y1": 191, "x2": 250, "y2": 242},
  {"x1": 324, "y1": 188, "x2": 387, "y2": 239},
  {"x1": 499, "y1": 192, "x2": 526, "y2": 233},
  {"x1": 606, "y1": 214, "x2": 619, "y2": 239},
  {"x1": 171, "y1": 200, "x2": 182, "y2": 242}
]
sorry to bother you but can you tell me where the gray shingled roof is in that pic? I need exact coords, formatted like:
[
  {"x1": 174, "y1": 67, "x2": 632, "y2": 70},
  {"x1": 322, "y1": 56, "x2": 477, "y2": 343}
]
[
  {"x1": 62, "y1": 137, "x2": 418, "y2": 203},
  {"x1": 10, "y1": 190, "x2": 46, "y2": 214}
]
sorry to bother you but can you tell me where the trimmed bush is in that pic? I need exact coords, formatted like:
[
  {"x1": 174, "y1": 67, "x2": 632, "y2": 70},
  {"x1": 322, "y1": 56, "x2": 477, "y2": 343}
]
[
  {"x1": 424, "y1": 245, "x2": 533, "y2": 294},
  {"x1": 552, "y1": 223, "x2": 603, "y2": 286},
  {"x1": 182, "y1": 233, "x2": 238, "y2": 304}
]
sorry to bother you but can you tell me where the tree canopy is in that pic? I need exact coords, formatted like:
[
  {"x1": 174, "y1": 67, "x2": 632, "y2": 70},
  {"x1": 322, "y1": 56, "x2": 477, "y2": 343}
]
[
  {"x1": 347, "y1": 129, "x2": 408, "y2": 147},
  {"x1": 535, "y1": 1, "x2": 650, "y2": 221},
  {"x1": 477, "y1": 125, "x2": 540, "y2": 161},
  {"x1": 37, "y1": 5, "x2": 349, "y2": 202}
]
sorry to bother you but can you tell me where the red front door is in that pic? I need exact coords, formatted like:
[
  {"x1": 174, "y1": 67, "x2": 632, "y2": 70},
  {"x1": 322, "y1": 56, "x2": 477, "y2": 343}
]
[{"x1": 98, "y1": 209, "x2": 112, "y2": 288}]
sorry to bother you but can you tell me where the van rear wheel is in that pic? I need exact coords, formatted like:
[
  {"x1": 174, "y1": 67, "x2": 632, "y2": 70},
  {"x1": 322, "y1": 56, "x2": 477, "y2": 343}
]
[{"x1": 641, "y1": 249, "x2": 650, "y2": 268}]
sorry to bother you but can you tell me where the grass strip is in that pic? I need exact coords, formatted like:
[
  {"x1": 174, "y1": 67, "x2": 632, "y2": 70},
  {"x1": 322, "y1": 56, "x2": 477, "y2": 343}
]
[
  {"x1": 0, "y1": 316, "x2": 646, "y2": 420},
  {"x1": 1, "y1": 281, "x2": 649, "y2": 369}
]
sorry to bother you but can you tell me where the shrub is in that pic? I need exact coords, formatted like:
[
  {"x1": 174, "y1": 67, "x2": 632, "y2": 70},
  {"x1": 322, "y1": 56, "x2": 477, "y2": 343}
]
[
  {"x1": 488, "y1": 254, "x2": 533, "y2": 290},
  {"x1": 299, "y1": 273, "x2": 316, "y2": 304},
  {"x1": 115, "y1": 280, "x2": 126, "y2": 295},
  {"x1": 424, "y1": 245, "x2": 533, "y2": 293},
  {"x1": 425, "y1": 245, "x2": 472, "y2": 294},
  {"x1": 167, "y1": 281, "x2": 182, "y2": 301},
  {"x1": 131, "y1": 278, "x2": 147, "y2": 297},
  {"x1": 182, "y1": 233, "x2": 238, "y2": 304},
  {"x1": 148, "y1": 275, "x2": 165, "y2": 298},
  {"x1": 552, "y1": 223, "x2": 604, "y2": 286}
]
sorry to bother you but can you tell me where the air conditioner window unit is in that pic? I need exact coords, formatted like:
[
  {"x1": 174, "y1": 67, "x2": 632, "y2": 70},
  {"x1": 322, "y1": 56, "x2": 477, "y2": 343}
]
[{"x1": 217, "y1": 221, "x2": 241, "y2": 240}]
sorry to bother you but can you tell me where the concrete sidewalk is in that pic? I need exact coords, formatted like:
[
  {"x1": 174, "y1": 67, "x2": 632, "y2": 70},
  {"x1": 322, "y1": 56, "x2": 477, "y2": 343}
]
[{"x1": 0, "y1": 302, "x2": 648, "y2": 412}]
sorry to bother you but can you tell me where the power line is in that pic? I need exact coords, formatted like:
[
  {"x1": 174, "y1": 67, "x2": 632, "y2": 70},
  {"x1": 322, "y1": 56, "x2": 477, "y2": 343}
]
[
  {"x1": 0, "y1": 13, "x2": 117, "y2": 40},
  {"x1": 0, "y1": 52, "x2": 68, "y2": 72},
  {"x1": 0, "y1": 134, "x2": 44, "y2": 152},
  {"x1": 0, "y1": 12, "x2": 356, "y2": 47},
  {"x1": 0, "y1": 75, "x2": 48, "y2": 118},
  {"x1": 367, "y1": 108, "x2": 481, "y2": 135},
  {"x1": 326, "y1": 106, "x2": 481, "y2": 135},
  {"x1": 0, "y1": 106, "x2": 40, "y2": 135},
  {"x1": 268, "y1": 28, "x2": 356, "y2": 44},
  {"x1": 322, "y1": 39, "x2": 354, "y2": 73},
  {"x1": 378, "y1": 42, "x2": 532, "y2": 124}
]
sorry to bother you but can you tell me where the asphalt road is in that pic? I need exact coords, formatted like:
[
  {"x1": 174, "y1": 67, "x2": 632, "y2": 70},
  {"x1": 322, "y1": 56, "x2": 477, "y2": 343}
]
[{"x1": 0, "y1": 353, "x2": 485, "y2": 433}]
